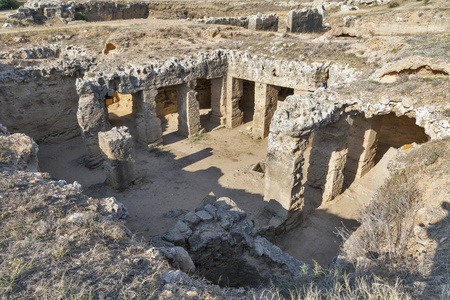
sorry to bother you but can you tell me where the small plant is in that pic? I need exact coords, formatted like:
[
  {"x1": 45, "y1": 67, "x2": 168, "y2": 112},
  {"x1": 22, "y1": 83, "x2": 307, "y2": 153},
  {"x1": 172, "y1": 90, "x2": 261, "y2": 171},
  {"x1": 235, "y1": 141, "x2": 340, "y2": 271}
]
[
  {"x1": 0, "y1": 0, "x2": 20, "y2": 10},
  {"x1": 396, "y1": 73, "x2": 409, "y2": 83},
  {"x1": 148, "y1": 146, "x2": 169, "y2": 157},
  {"x1": 423, "y1": 0, "x2": 430, "y2": 4},
  {"x1": 424, "y1": 147, "x2": 444, "y2": 165},
  {"x1": 191, "y1": 132, "x2": 205, "y2": 142},
  {"x1": 74, "y1": 11, "x2": 88, "y2": 21},
  {"x1": 443, "y1": 109, "x2": 450, "y2": 116},
  {"x1": 368, "y1": 80, "x2": 381, "y2": 85},
  {"x1": 0, "y1": 257, "x2": 34, "y2": 292},
  {"x1": 389, "y1": 1, "x2": 400, "y2": 8}
]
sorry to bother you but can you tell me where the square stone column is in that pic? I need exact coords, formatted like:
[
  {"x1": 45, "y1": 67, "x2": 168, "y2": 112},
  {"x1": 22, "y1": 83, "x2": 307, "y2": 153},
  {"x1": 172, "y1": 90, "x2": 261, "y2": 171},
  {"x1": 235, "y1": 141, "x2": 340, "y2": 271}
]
[
  {"x1": 226, "y1": 77, "x2": 244, "y2": 128},
  {"x1": 252, "y1": 83, "x2": 279, "y2": 138},
  {"x1": 135, "y1": 89, "x2": 163, "y2": 147},
  {"x1": 177, "y1": 83, "x2": 202, "y2": 137},
  {"x1": 346, "y1": 115, "x2": 381, "y2": 178},
  {"x1": 77, "y1": 94, "x2": 111, "y2": 168},
  {"x1": 210, "y1": 77, "x2": 227, "y2": 125},
  {"x1": 306, "y1": 119, "x2": 349, "y2": 203},
  {"x1": 98, "y1": 126, "x2": 139, "y2": 190}
]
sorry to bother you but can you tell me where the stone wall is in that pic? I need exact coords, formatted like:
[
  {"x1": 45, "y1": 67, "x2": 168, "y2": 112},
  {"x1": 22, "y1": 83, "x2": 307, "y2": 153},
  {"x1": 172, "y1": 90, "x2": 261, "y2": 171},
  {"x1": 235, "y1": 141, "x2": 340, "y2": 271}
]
[
  {"x1": 196, "y1": 13, "x2": 278, "y2": 32},
  {"x1": 8, "y1": 0, "x2": 149, "y2": 24},
  {"x1": 0, "y1": 45, "x2": 92, "y2": 143},
  {"x1": 81, "y1": 1, "x2": 149, "y2": 22}
]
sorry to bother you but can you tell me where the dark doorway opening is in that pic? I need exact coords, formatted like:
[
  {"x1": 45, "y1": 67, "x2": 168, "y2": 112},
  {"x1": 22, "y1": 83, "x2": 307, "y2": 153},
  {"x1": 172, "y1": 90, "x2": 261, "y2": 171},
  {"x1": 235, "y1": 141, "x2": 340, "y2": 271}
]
[{"x1": 240, "y1": 80, "x2": 255, "y2": 123}]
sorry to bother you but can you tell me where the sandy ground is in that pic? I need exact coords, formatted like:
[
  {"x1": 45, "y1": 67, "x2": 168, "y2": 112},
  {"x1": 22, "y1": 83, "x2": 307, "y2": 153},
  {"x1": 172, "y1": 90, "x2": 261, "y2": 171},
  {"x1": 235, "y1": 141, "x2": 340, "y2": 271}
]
[
  {"x1": 276, "y1": 147, "x2": 398, "y2": 266},
  {"x1": 38, "y1": 117, "x2": 270, "y2": 240}
]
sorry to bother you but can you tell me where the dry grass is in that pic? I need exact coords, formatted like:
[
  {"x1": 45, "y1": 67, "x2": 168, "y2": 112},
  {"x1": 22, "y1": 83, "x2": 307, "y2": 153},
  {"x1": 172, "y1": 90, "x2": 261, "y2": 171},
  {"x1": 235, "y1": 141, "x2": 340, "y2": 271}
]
[
  {"x1": 337, "y1": 138, "x2": 450, "y2": 298},
  {"x1": 251, "y1": 263, "x2": 410, "y2": 300},
  {"x1": 0, "y1": 169, "x2": 171, "y2": 299}
]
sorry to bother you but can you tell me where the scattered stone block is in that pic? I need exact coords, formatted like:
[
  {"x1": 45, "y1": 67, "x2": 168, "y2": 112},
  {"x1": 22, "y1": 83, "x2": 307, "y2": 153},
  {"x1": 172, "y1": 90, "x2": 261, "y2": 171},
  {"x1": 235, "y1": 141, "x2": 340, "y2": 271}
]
[
  {"x1": 286, "y1": 8, "x2": 324, "y2": 33},
  {"x1": 98, "y1": 126, "x2": 139, "y2": 190},
  {"x1": 247, "y1": 13, "x2": 278, "y2": 32}
]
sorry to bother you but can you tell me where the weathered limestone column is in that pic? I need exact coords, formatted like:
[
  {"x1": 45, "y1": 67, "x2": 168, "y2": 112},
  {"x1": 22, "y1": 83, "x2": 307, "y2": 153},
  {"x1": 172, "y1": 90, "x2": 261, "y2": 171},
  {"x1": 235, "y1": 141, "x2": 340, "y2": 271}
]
[
  {"x1": 252, "y1": 83, "x2": 279, "y2": 138},
  {"x1": 77, "y1": 94, "x2": 111, "y2": 168},
  {"x1": 265, "y1": 136, "x2": 309, "y2": 225},
  {"x1": 306, "y1": 119, "x2": 350, "y2": 203},
  {"x1": 135, "y1": 89, "x2": 163, "y2": 146},
  {"x1": 210, "y1": 77, "x2": 227, "y2": 125},
  {"x1": 177, "y1": 83, "x2": 202, "y2": 137},
  {"x1": 98, "y1": 126, "x2": 138, "y2": 190},
  {"x1": 226, "y1": 77, "x2": 244, "y2": 128},
  {"x1": 345, "y1": 115, "x2": 381, "y2": 179}
]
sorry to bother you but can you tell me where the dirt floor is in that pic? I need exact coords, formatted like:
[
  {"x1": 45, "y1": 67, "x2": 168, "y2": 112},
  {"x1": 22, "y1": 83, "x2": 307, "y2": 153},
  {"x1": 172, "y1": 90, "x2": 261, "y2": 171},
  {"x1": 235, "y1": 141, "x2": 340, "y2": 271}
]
[{"x1": 38, "y1": 117, "x2": 270, "y2": 240}]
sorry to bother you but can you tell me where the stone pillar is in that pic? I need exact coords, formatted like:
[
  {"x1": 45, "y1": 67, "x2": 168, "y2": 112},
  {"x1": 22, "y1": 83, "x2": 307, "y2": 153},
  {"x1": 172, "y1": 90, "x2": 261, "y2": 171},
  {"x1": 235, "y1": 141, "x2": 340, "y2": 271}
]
[
  {"x1": 286, "y1": 8, "x2": 323, "y2": 33},
  {"x1": 306, "y1": 119, "x2": 349, "y2": 203},
  {"x1": 210, "y1": 77, "x2": 227, "y2": 125},
  {"x1": 177, "y1": 83, "x2": 202, "y2": 137},
  {"x1": 77, "y1": 94, "x2": 111, "y2": 168},
  {"x1": 247, "y1": 13, "x2": 278, "y2": 32},
  {"x1": 135, "y1": 89, "x2": 163, "y2": 147},
  {"x1": 346, "y1": 115, "x2": 381, "y2": 178},
  {"x1": 226, "y1": 77, "x2": 244, "y2": 128},
  {"x1": 98, "y1": 126, "x2": 138, "y2": 190},
  {"x1": 252, "y1": 83, "x2": 279, "y2": 138},
  {"x1": 264, "y1": 136, "x2": 309, "y2": 227}
]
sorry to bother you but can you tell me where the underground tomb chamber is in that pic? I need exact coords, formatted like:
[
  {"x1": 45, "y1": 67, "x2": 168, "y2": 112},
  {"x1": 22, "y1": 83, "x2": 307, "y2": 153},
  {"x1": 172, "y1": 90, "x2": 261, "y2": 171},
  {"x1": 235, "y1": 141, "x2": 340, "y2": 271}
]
[{"x1": 263, "y1": 96, "x2": 430, "y2": 229}]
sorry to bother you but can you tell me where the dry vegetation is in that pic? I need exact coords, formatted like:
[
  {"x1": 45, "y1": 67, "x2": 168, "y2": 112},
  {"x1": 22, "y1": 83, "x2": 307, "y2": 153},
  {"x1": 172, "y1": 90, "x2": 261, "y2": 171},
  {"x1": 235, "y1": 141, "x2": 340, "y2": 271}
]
[{"x1": 338, "y1": 139, "x2": 450, "y2": 299}]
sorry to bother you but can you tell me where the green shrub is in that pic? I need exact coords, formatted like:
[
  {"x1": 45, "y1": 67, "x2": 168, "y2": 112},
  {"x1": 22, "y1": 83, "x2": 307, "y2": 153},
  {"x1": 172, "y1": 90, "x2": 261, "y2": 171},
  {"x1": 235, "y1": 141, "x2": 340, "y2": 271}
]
[
  {"x1": 74, "y1": 11, "x2": 88, "y2": 21},
  {"x1": 0, "y1": 0, "x2": 20, "y2": 10}
]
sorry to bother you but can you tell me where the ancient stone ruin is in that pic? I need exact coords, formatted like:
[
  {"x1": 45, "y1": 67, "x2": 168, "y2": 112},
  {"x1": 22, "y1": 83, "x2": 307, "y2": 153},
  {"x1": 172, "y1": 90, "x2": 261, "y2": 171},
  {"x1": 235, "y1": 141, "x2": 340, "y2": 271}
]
[
  {"x1": 1, "y1": 1, "x2": 449, "y2": 297},
  {"x1": 287, "y1": 7, "x2": 325, "y2": 33},
  {"x1": 155, "y1": 194, "x2": 305, "y2": 287},
  {"x1": 7, "y1": 0, "x2": 149, "y2": 24}
]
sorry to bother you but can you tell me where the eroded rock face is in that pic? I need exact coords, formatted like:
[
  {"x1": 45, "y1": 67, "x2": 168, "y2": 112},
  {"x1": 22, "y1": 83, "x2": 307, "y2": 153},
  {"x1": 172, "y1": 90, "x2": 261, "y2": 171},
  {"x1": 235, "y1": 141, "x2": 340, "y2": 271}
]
[
  {"x1": 155, "y1": 194, "x2": 306, "y2": 287},
  {"x1": 8, "y1": 0, "x2": 149, "y2": 24},
  {"x1": 0, "y1": 44, "x2": 93, "y2": 143},
  {"x1": 371, "y1": 56, "x2": 450, "y2": 83},
  {"x1": 0, "y1": 124, "x2": 39, "y2": 171}
]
